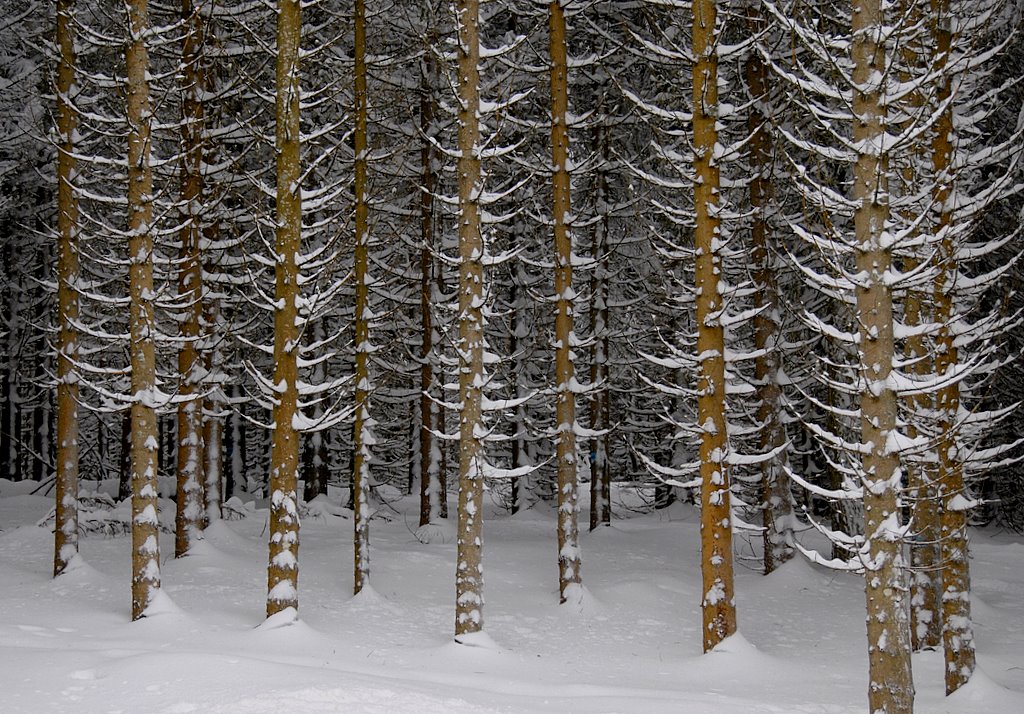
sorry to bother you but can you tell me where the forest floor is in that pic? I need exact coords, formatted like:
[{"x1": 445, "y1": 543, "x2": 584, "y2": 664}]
[{"x1": 1, "y1": 479, "x2": 1023, "y2": 713}]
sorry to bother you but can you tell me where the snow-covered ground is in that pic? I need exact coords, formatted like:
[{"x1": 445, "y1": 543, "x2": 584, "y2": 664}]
[{"x1": 2, "y1": 480, "x2": 1022, "y2": 713}]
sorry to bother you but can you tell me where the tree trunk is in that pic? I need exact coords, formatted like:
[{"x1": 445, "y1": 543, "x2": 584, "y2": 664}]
[
  {"x1": 852, "y1": 0, "x2": 914, "y2": 708},
  {"x1": 745, "y1": 0, "x2": 792, "y2": 575},
  {"x1": 0, "y1": 369, "x2": 14, "y2": 482},
  {"x1": 693, "y1": 0, "x2": 737, "y2": 652},
  {"x1": 589, "y1": 122, "x2": 611, "y2": 531},
  {"x1": 549, "y1": 0, "x2": 581, "y2": 603},
  {"x1": 351, "y1": 0, "x2": 373, "y2": 596},
  {"x1": 53, "y1": 0, "x2": 80, "y2": 577},
  {"x1": 125, "y1": 0, "x2": 161, "y2": 621},
  {"x1": 454, "y1": 0, "x2": 485, "y2": 640},
  {"x1": 931, "y1": 0, "x2": 975, "y2": 694},
  {"x1": 225, "y1": 384, "x2": 246, "y2": 501},
  {"x1": 418, "y1": 23, "x2": 442, "y2": 528},
  {"x1": 302, "y1": 327, "x2": 329, "y2": 503},
  {"x1": 898, "y1": 0, "x2": 941, "y2": 653},
  {"x1": 266, "y1": 0, "x2": 302, "y2": 618},
  {"x1": 119, "y1": 411, "x2": 131, "y2": 502},
  {"x1": 174, "y1": 0, "x2": 206, "y2": 557},
  {"x1": 203, "y1": 265, "x2": 224, "y2": 523}
]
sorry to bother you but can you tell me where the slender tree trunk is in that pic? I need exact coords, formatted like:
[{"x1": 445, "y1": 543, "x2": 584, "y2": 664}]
[
  {"x1": 906, "y1": 269, "x2": 941, "y2": 653},
  {"x1": 693, "y1": 0, "x2": 736, "y2": 652},
  {"x1": 852, "y1": 0, "x2": 914, "y2": 708},
  {"x1": 509, "y1": 273, "x2": 527, "y2": 515},
  {"x1": 549, "y1": 0, "x2": 581, "y2": 603},
  {"x1": 226, "y1": 383, "x2": 246, "y2": 500},
  {"x1": 419, "y1": 25, "x2": 442, "y2": 528},
  {"x1": 0, "y1": 368, "x2": 15, "y2": 481},
  {"x1": 745, "y1": 0, "x2": 792, "y2": 575},
  {"x1": 174, "y1": 0, "x2": 207, "y2": 557},
  {"x1": 589, "y1": 122, "x2": 611, "y2": 531},
  {"x1": 266, "y1": 0, "x2": 302, "y2": 618},
  {"x1": 931, "y1": 0, "x2": 974, "y2": 694},
  {"x1": 54, "y1": 0, "x2": 80, "y2": 576},
  {"x1": 125, "y1": 0, "x2": 161, "y2": 621},
  {"x1": 200, "y1": 37, "x2": 224, "y2": 525},
  {"x1": 453, "y1": 0, "x2": 485, "y2": 640},
  {"x1": 301, "y1": 323, "x2": 329, "y2": 502},
  {"x1": 202, "y1": 256, "x2": 223, "y2": 523},
  {"x1": 31, "y1": 240, "x2": 51, "y2": 483},
  {"x1": 118, "y1": 411, "x2": 131, "y2": 501},
  {"x1": 351, "y1": 0, "x2": 373, "y2": 595},
  {"x1": 899, "y1": 0, "x2": 941, "y2": 652}
]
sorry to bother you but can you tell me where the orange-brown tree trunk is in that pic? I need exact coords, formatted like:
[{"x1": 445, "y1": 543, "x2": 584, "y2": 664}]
[
  {"x1": 54, "y1": 0, "x2": 80, "y2": 577},
  {"x1": 125, "y1": 0, "x2": 161, "y2": 621},
  {"x1": 931, "y1": 0, "x2": 975, "y2": 694},
  {"x1": 266, "y1": 0, "x2": 302, "y2": 618},
  {"x1": 351, "y1": 0, "x2": 373, "y2": 596},
  {"x1": 898, "y1": 0, "x2": 941, "y2": 653},
  {"x1": 852, "y1": 0, "x2": 914, "y2": 709},
  {"x1": 693, "y1": 0, "x2": 736, "y2": 652},
  {"x1": 549, "y1": 0, "x2": 582, "y2": 603}
]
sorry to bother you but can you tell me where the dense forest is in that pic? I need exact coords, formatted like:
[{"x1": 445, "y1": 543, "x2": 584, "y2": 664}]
[{"x1": 1, "y1": 1, "x2": 1023, "y2": 712}]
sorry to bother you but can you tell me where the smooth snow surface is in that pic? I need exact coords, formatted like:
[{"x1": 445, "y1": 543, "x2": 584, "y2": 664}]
[{"x1": 2, "y1": 481, "x2": 1023, "y2": 713}]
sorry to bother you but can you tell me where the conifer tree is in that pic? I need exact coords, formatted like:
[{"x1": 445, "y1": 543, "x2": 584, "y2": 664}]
[
  {"x1": 266, "y1": 0, "x2": 303, "y2": 618},
  {"x1": 548, "y1": 0, "x2": 582, "y2": 604},
  {"x1": 174, "y1": 0, "x2": 208, "y2": 557},
  {"x1": 693, "y1": 0, "x2": 736, "y2": 652},
  {"x1": 53, "y1": 0, "x2": 80, "y2": 577},
  {"x1": 453, "y1": 0, "x2": 485, "y2": 640},
  {"x1": 352, "y1": 0, "x2": 373, "y2": 596},
  {"x1": 850, "y1": 0, "x2": 914, "y2": 706},
  {"x1": 125, "y1": 0, "x2": 162, "y2": 621}
]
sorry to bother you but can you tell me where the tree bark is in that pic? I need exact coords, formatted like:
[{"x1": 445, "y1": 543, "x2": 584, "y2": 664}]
[
  {"x1": 589, "y1": 122, "x2": 611, "y2": 531},
  {"x1": 125, "y1": 0, "x2": 161, "y2": 621},
  {"x1": 745, "y1": 0, "x2": 792, "y2": 576},
  {"x1": 931, "y1": 0, "x2": 975, "y2": 694},
  {"x1": 852, "y1": 0, "x2": 915, "y2": 708},
  {"x1": 202, "y1": 248, "x2": 223, "y2": 523},
  {"x1": 419, "y1": 23, "x2": 442, "y2": 529},
  {"x1": 54, "y1": 0, "x2": 80, "y2": 577},
  {"x1": 898, "y1": 0, "x2": 941, "y2": 652},
  {"x1": 453, "y1": 0, "x2": 485, "y2": 640},
  {"x1": 693, "y1": 0, "x2": 737, "y2": 652},
  {"x1": 266, "y1": 0, "x2": 302, "y2": 618},
  {"x1": 549, "y1": 0, "x2": 582, "y2": 603},
  {"x1": 351, "y1": 0, "x2": 373, "y2": 596},
  {"x1": 174, "y1": 0, "x2": 206, "y2": 557}
]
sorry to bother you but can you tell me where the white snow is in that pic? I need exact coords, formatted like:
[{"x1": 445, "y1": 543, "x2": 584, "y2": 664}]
[{"x1": 0, "y1": 483, "x2": 1022, "y2": 713}]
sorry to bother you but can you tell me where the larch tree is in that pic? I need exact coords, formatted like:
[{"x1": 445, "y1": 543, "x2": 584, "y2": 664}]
[
  {"x1": 125, "y1": 0, "x2": 162, "y2": 621},
  {"x1": 267, "y1": 0, "x2": 303, "y2": 618},
  {"x1": 53, "y1": 0, "x2": 80, "y2": 577}
]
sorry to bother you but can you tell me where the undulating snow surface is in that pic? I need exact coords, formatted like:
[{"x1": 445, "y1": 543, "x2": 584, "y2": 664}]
[{"x1": 2, "y1": 480, "x2": 1022, "y2": 713}]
